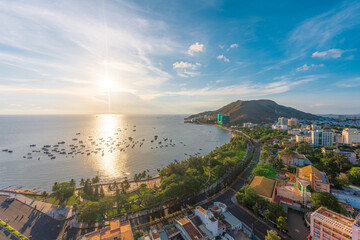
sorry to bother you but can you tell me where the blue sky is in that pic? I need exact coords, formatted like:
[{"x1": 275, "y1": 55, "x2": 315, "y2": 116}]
[{"x1": 0, "y1": 0, "x2": 360, "y2": 114}]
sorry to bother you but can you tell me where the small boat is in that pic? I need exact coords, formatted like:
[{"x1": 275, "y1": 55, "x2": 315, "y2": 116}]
[
  {"x1": 8, "y1": 150, "x2": 13, "y2": 153},
  {"x1": 2, "y1": 149, "x2": 8, "y2": 152},
  {"x1": 30, "y1": 144, "x2": 36, "y2": 147}
]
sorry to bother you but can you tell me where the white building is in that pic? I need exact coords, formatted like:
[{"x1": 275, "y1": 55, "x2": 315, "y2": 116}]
[
  {"x1": 311, "y1": 130, "x2": 333, "y2": 147},
  {"x1": 296, "y1": 135, "x2": 312, "y2": 144},
  {"x1": 195, "y1": 207, "x2": 226, "y2": 237},
  {"x1": 272, "y1": 124, "x2": 289, "y2": 130},
  {"x1": 243, "y1": 122, "x2": 257, "y2": 128},
  {"x1": 310, "y1": 207, "x2": 360, "y2": 240},
  {"x1": 342, "y1": 128, "x2": 360, "y2": 145}
]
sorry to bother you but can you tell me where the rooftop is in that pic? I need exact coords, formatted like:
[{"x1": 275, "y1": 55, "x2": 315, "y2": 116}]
[
  {"x1": 249, "y1": 176, "x2": 276, "y2": 198},
  {"x1": 81, "y1": 220, "x2": 133, "y2": 240},
  {"x1": 177, "y1": 217, "x2": 204, "y2": 240},
  {"x1": 299, "y1": 165, "x2": 322, "y2": 180},
  {"x1": 312, "y1": 207, "x2": 354, "y2": 236}
]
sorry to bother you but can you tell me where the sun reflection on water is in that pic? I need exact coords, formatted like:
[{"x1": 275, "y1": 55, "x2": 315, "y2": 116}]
[{"x1": 94, "y1": 114, "x2": 128, "y2": 180}]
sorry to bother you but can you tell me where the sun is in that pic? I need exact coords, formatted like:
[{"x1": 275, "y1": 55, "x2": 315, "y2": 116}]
[{"x1": 101, "y1": 75, "x2": 113, "y2": 91}]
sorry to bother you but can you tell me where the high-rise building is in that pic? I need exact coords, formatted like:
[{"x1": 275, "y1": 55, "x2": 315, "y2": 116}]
[
  {"x1": 278, "y1": 117, "x2": 288, "y2": 125},
  {"x1": 217, "y1": 114, "x2": 230, "y2": 125},
  {"x1": 310, "y1": 207, "x2": 360, "y2": 240},
  {"x1": 342, "y1": 128, "x2": 360, "y2": 145},
  {"x1": 311, "y1": 130, "x2": 333, "y2": 147},
  {"x1": 288, "y1": 118, "x2": 299, "y2": 126}
]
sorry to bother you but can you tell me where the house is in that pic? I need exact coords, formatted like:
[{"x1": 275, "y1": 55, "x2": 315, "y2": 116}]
[
  {"x1": 280, "y1": 152, "x2": 312, "y2": 167},
  {"x1": 150, "y1": 227, "x2": 161, "y2": 240},
  {"x1": 321, "y1": 147, "x2": 358, "y2": 164},
  {"x1": 194, "y1": 207, "x2": 226, "y2": 237},
  {"x1": 249, "y1": 176, "x2": 277, "y2": 201},
  {"x1": 79, "y1": 220, "x2": 133, "y2": 240},
  {"x1": 296, "y1": 165, "x2": 330, "y2": 193},
  {"x1": 176, "y1": 217, "x2": 206, "y2": 240},
  {"x1": 222, "y1": 212, "x2": 242, "y2": 231}
]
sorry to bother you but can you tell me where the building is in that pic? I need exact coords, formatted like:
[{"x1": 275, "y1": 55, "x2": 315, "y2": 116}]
[
  {"x1": 79, "y1": 220, "x2": 133, "y2": 240},
  {"x1": 272, "y1": 124, "x2": 289, "y2": 130},
  {"x1": 288, "y1": 128, "x2": 302, "y2": 136},
  {"x1": 312, "y1": 124, "x2": 322, "y2": 130},
  {"x1": 288, "y1": 118, "x2": 299, "y2": 126},
  {"x1": 217, "y1": 114, "x2": 230, "y2": 125},
  {"x1": 296, "y1": 134, "x2": 312, "y2": 144},
  {"x1": 311, "y1": 130, "x2": 333, "y2": 147},
  {"x1": 296, "y1": 165, "x2": 330, "y2": 193},
  {"x1": 278, "y1": 117, "x2": 288, "y2": 125},
  {"x1": 176, "y1": 217, "x2": 206, "y2": 240},
  {"x1": 280, "y1": 152, "x2": 312, "y2": 167},
  {"x1": 243, "y1": 122, "x2": 257, "y2": 128},
  {"x1": 194, "y1": 207, "x2": 226, "y2": 237},
  {"x1": 332, "y1": 189, "x2": 360, "y2": 209},
  {"x1": 310, "y1": 207, "x2": 360, "y2": 240},
  {"x1": 342, "y1": 128, "x2": 360, "y2": 145},
  {"x1": 150, "y1": 227, "x2": 161, "y2": 240},
  {"x1": 322, "y1": 148, "x2": 358, "y2": 164},
  {"x1": 249, "y1": 176, "x2": 277, "y2": 201}
]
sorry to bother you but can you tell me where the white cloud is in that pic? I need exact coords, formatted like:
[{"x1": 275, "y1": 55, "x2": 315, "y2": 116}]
[
  {"x1": 219, "y1": 45, "x2": 225, "y2": 49},
  {"x1": 288, "y1": 2, "x2": 360, "y2": 57},
  {"x1": 215, "y1": 80, "x2": 224, "y2": 84},
  {"x1": 188, "y1": 42, "x2": 204, "y2": 55},
  {"x1": 173, "y1": 61, "x2": 196, "y2": 69},
  {"x1": 217, "y1": 55, "x2": 230, "y2": 62},
  {"x1": 312, "y1": 49, "x2": 357, "y2": 59},
  {"x1": 140, "y1": 75, "x2": 322, "y2": 100},
  {"x1": 230, "y1": 43, "x2": 239, "y2": 48},
  {"x1": 173, "y1": 61, "x2": 201, "y2": 77},
  {"x1": 296, "y1": 63, "x2": 324, "y2": 72}
]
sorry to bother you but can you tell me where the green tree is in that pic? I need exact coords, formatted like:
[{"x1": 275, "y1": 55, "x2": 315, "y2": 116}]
[
  {"x1": 99, "y1": 198, "x2": 114, "y2": 217},
  {"x1": 134, "y1": 231, "x2": 144, "y2": 240},
  {"x1": 70, "y1": 179, "x2": 76, "y2": 187},
  {"x1": 311, "y1": 192, "x2": 346, "y2": 214},
  {"x1": 264, "y1": 202, "x2": 286, "y2": 223},
  {"x1": 277, "y1": 216, "x2": 287, "y2": 231},
  {"x1": 100, "y1": 185, "x2": 105, "y2": 198},
  {"x1": 265, "y1": 230, "x2": 280, "y2": 240},
  {"x1": 92, "y1": 175, "x2": 100, "y2": 184},
  {"x1": 52, "y1": 182, "x2": 75, "y2": 203},
  {"x1": 236, "y1": 186, "x2": 260, "y2": 208},
  {"x1": 348, "y1": 167, "x2": 360, "y2": 186},
  {"x1": 80, "y1": 178, "x2": 85, "y2": 186},
  {"x1": 78, "y1": 202, "x2": 100, "y2": 222},
  {"x1": 41, "y1": 191, "x2": 49, "y2": 198},
  {"x1": 252, "y1": 162, "x2": 277, "y2": 179}
]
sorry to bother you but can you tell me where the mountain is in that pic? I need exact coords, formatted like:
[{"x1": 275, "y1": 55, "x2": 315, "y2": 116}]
[{"x1": 185, "y1": 99, "x2": 321, "y2": 124}]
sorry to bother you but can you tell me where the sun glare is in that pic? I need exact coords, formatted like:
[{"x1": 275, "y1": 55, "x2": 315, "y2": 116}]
[{"x1": 101, "y1": 76, "x2": 113, "y2": 90}]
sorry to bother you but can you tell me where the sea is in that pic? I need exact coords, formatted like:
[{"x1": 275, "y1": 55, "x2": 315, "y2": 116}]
[{"x1": 0, "y1": 115, "x2": 231, "y2": 191}]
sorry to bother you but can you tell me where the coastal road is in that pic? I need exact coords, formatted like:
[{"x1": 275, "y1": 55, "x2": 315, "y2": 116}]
[{"x1": 201, "y1": 139, "x2": 294, "y2": 240}]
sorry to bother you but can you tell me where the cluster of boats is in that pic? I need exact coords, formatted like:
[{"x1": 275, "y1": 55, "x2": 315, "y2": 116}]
[{"x1": 3, "y1": 125, "x2": 204, "y2": 162}]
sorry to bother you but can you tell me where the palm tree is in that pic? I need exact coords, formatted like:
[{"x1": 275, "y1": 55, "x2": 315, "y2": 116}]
[{"x1": 80, "y1": 178, "x2": 85, "y2": 186}]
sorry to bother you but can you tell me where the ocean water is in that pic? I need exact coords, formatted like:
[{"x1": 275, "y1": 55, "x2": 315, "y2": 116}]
[{"x1": 0, "y1": 115, "x2": 231, "y2": 191}]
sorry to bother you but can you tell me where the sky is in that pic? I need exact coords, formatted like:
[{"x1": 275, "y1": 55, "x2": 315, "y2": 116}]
[{"x1": 0, "y1": 0, "x2": 360, "y2": 115}]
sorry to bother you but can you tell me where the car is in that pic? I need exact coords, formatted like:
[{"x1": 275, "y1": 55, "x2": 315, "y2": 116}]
[{"x1": 5, "y1": 197, "x2": 15, "y2": 203}]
